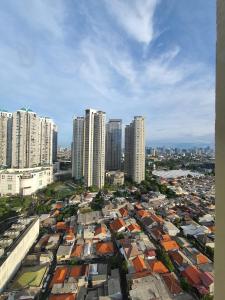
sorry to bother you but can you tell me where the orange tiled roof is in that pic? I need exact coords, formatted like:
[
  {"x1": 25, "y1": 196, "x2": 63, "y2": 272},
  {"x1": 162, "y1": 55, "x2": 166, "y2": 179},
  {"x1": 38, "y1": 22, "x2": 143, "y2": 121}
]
[
  {"x1": 162, "y1": 234, "x2": 172, "y2": 242},
  {"x1": 162, "y1": 273, "x2": 182, "y2": 295},
  {"x1": 132, "y1": 255, "x2": 147, "y2": 273},
  {"x1": 94, "y1": 225, "x2": 107, "y2": 236},
  {"x1": 49, "y1": 294, "x2": 76, "y2": 300},
  {"x1": 149, "y1": 212, "x2": 164, "y2": 223},
  {"x1": 127, "y1": 223, "x2": 141, "y2": 232},
  {"x1": 119, "y1": 207, "x2": 129, "y2": 217},
  {"x1": 110, "y1": 218, "x2": 125, "y2": 232},
  {"x1": 150, "y1": 260, "x2": 168, "y2": 274},
  {"x1": 65, "y1": 233, "x2": 75, "y2": 241},
  {"x1": 71, "y1": 244, "x2": 83, "y2": 258},
  {"x1": 70, "y1": 265, "x2": 88, "y2": 278},
  {"x1": 196, "y1": 253, "x2": 209, "y2": 265},
  {"x1": 182, "y1": 265, "x2": 202, "y2": 286},
  {"x1": 96, "y1": 241, "x2": 114, "y2": 255},
  {"x1": 50, "y1": 267, "x2": 68, "y2": 287},
  {"x1": 135, "y1": 203, "x2": 143, "y2": 210},
  {"x1": 160, "y1": 240, "x2": 179, "y2": 252},
  {"x1": 137, "y1": 210, "x2": 150, "y2": 219}
]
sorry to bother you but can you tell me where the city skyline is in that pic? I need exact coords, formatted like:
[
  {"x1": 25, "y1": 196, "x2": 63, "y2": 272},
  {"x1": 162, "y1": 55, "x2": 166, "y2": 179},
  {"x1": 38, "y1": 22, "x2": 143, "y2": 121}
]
[{"x1": 0, "y1": 1, "x2": 215, "y2": 146}]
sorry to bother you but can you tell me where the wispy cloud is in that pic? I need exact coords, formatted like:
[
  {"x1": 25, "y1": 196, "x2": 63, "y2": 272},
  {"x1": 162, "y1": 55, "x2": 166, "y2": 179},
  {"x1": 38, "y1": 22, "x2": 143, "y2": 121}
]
[{"x1": 0, "y1": 0, "x2": 215, "y2": 146}]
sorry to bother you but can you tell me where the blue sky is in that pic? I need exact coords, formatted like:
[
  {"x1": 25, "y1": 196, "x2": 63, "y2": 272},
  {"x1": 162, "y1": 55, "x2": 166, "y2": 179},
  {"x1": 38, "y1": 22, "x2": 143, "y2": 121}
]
[{"x1": 0, "y1": 0, "x2": 215, "y2": 146}]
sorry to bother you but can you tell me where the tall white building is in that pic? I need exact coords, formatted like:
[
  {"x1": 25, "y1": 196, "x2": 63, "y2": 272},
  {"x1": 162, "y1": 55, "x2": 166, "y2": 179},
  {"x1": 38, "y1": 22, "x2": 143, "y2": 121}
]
[
  {"x1": 124, "y1": 116, "x2": 145, "y2": 183},
  {"x1": 72, "y1": 117, "x2": 84, "y2": 180},
  {"x1": 0, "y1": 110, "x2": 12, "y2": 167},
  {"x1": 10, "y1": 108, "x2": 55, "y2": 168},
  {"x1": 11, "y1": 109, "x2": 40, "y2": 168},
  {"x1": 40, "y1": 117, "x2": 54, "y2": 165},
  {"x1": 72, "y1": 109, "x2": 106, "y2": 188},
  {"x1": 105, "y1": 119, "x2": 122, "y2": 171}
]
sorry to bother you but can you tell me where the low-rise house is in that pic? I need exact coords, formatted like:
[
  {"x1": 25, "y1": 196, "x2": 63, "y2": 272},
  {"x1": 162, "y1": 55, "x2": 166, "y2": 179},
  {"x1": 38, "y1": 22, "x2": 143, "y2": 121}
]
[
  {"x1": 181, "y1": 223, "x2": 210, "y2": 237},
  {"x1": 149, "y1": 260, "x2": 169, "y2": 274},
  {"x1": 161, "y1": 272, "x2": 183, "y2": 296},
  {"x1": 131, "y1": 255, "x2": 148, "y2": 273},
  {"x1": 163, "y1": 221, "x2": 180, "y2": 236},
  {"x1": 95, "y1": 242, "x2": 114, "y2": 256},
  {"x1": 94, "y1": 224, "x2": 110, "y2": 241},
  {"x1": 70, "y1": 244, "x2": 84, "y2": 260},
  {"x1": 127, "y1": 223, "x2": 142, "y2": 233},
  {"x1": 57, "y1": 245, "x2": 73, "y2": 262},
  {"x1": 46, "y1": 234, "x2": 61, "y2": 250},
  {"x1": 119, "y1": 207, "x2": 129, "y2": 218},
  {"x1": 110, "y1": 218, "x2": 126, "y2": 232},
  {"x1": 160, "y1": 239, "x2": 180, "y2": 252}
]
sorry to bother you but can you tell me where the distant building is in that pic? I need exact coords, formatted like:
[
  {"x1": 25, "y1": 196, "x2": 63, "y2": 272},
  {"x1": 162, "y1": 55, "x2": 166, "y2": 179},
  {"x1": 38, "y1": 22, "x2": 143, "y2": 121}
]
[
  {"x1": 0, "y1": 217, "x2": 39, "y2": 292},
  {"x1": 125, "y1": 116, "x2": 145, "y2": 183},
  {"x1": 105, "y1": 119, "x2": 122, "y2": 171},
  {"x1": 106, "y1": 171, "x2": 124, "y2": 186},
  {"x1": 0, "y1": 110, "x2": 12, "y2": 167},
  {"x1": 0, "y1": 166, "x2": 53, "y2": 196}
]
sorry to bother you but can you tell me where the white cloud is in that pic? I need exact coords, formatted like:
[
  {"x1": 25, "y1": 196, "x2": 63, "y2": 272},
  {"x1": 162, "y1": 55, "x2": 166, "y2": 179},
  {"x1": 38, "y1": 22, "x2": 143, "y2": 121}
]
[{"x1": 105, "y1": 0, "x2": 159, "y2": 44}]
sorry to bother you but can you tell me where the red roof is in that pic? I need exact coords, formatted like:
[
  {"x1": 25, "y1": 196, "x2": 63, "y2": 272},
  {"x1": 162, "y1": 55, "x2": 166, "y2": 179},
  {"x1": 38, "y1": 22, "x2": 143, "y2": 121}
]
[
  {"x1": 71, "y1": 244, "x2": 83, "y2": 258},
  {"x1": 56, "y1": 222, "x2": 67, "y2": 231},
  {"x1": 200, "y1": 272, "x2": 214, "y2": 287},
  {"x1": 137, "y1": 210, "x2": 150, "y2": 219},
  {"x1": 149, "y1": 260, "x2": 168, "y2": 274},
  {"x1": 94, "y1": 224, "x2": 107, "y2": 236},
  {"x1": 170, "y1": 251, "x2": 184, "y2": 265},
  {"x1": 149, "y1": 212, "x2": 164, "y2": 223},
  {"x1": 162, "y1": 234, "x2": 172, "y2": 242},
  {"x1": 70, "y1": 265, "x2": 88, "y2": 278},
  {"x1": 50, "y1": 267, "x2": 68, "y2": 287},
  {"x1": 119, "y1": 207, "x2": 129, "y2": 218},
  {"x1": 110, "y1": 218, "x2": 126, "y2": 232},
  {"x1": 162, "y1": 273, "x2": 182, "y2": 295},
  {"x1": 182, "y1": 266, "x2": 202, "y2": 286},
  {"x1": 49, "y1": 294, "x2": 76, "y2": 300},
  {"x1": 132, "y1": 255, "x2": 147, "y2": 273},
  {"x1": 96, "y1": 242, "x2": 114, "y2": 255},
  {"x1": 127, "y1": 223, "x2": 141, "y2": 232}
]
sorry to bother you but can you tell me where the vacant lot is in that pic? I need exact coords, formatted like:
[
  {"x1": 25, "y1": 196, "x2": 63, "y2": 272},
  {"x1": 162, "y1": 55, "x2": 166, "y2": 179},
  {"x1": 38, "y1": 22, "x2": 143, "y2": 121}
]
[{"x1": 12, "y1": 265, "x2": 48, "y2": 289}]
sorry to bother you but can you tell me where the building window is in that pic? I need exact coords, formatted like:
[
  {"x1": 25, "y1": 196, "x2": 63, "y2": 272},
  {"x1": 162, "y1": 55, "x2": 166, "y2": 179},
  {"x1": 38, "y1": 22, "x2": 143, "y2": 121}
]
[{"x1": 8, "y1": 184, "x2": 12, "y2": 190}]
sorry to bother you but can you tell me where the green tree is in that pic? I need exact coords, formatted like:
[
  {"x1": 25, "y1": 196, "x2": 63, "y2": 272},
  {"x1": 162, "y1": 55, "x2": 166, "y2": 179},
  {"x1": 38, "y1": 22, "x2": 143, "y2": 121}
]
[{"x1": 180, "y1": 277, "x2": 191, "y2": 292}]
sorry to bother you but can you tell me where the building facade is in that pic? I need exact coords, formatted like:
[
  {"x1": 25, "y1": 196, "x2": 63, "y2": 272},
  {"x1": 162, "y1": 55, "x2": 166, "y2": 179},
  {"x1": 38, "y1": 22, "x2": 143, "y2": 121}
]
[
  {"x1": 0, "y1": 166, "x2": 53, "y2": 196},
  {"x1": 72, "y1": 117, "x2": 84, "y2": 180},
  {"x1": 0, "y1": 108, "x2": 57, "y2": 169},
  {"x1": 0, "y1": 110, "x2": 12, "y2": 167},
  {"x1": 105, "y1": 119, "x2": 122, "y2": 171},
  {"x1": 0, "y1": 218, "x2": 39, "y2": 292},
  {"x1": 52, "y1": 124, "x2": 58, "y2": 163},
  {"x1": 72, "y1": 109, "x2": 106, "y2": 188},
  {"x1": 124, "y1": 116, "x2": 145, "y2": 183}
]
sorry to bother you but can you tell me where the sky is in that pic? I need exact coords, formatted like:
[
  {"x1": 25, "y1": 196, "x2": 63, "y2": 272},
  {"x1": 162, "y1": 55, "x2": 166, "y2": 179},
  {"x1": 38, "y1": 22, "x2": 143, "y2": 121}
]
[{"x1": 0, "y1": 0, "x2": 215, "y2": 147}]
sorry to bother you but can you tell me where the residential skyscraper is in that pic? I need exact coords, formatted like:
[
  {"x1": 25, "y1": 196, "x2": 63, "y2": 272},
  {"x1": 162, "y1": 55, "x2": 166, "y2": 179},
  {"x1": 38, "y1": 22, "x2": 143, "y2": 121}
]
[
  {"x1": 0, "y1": 110, "x2": 12, "y2": 167},
  {"x1": 52, "y1": 124, "x2": 58, "y2": 163},
  {"x1": 72, "y1": 117, "x2": 84, "y2": 180},
  {"x1": 124, "y1": 116, "x2": 145, "y2": 183},
  {"x1": 40, "y1": 117, "x2": 54, "y2": 165},
  {"x1": 11, "y1": 109, "x2": 41, "y2": 168},
  {"x1": 10, "y1": 108, "x2": 55, "y2": 168},
  {"x1": 72, "y1": 109, "x2": 106, "y2": 188},
  {"x1": 105, "y1": 119, "x2": 122, "y2": 171}
]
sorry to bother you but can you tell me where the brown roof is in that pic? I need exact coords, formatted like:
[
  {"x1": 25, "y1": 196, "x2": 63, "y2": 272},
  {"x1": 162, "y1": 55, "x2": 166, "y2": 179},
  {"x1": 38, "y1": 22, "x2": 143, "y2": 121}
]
[
  {"x1": 124, "y1": 243, "x2": 141, "y2": 259},
  {"x1": 182, "y1": 265, "x2": 202, "y2": 286},
  {"x1": 56, "y1": 222, "x2": 67, "y2": 231},
  {"x1": 169, "y1": 251, "x2": 184, "y2": 265},
  {"x1": 110, "y1": 218, "x2": 126, "y2": 232},
  {"x1": 96, "y1": 241, "x2": 114, "y2": 255},
  {"x1": 137, "y1": 210, "x2": 150, "y2": 219},
  {"x1": 119, "y1": 207, "x2": 129, "y2": 217},
  {"x1": 127, "y1": 223, "x2": 141, "y2": 232},
  {"x1": 94, "y1": 224, "x2": 107, "y2": 236},
  {"x1": 132, "y1": 255, "x2": 147, "y2": 273},
  {"x1": 50, "y1": 267, "x2": 68, "y2": 287},
  {"x1": 49, "y1": 294, "x2": 76, "y2": 300},
  {"x1": 162, "y1": 273, "x2": 183, "y2": 295},
  {"x1": 71, "y1": 244, "x2": 83, "y2": 258},
  {"x1": 70, "y1": 265, "x2": 88, "y2": 278}
]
